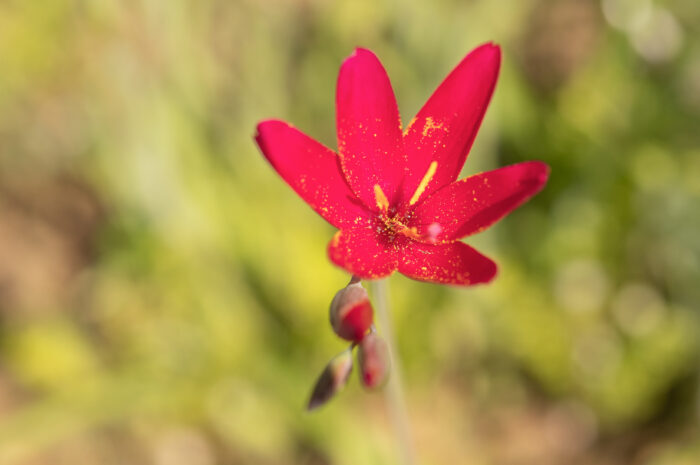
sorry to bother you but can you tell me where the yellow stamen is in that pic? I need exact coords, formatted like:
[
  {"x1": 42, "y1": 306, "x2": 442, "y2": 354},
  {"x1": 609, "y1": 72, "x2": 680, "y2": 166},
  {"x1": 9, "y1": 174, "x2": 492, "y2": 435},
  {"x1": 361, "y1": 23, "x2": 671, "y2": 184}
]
[
  {"x1": 409, "y1": 161, "x2": 438, "y2": 205},
  {"x1": 374, "y1": 184, "x2": 389, "y2": 212}
]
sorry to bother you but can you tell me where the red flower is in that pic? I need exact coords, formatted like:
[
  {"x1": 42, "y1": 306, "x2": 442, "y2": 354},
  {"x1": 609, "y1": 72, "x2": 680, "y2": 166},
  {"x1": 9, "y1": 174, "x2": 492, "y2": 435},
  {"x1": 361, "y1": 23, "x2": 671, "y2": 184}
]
[{"x1": 255, "y1": 43, "x2": 549, "y2": 285}]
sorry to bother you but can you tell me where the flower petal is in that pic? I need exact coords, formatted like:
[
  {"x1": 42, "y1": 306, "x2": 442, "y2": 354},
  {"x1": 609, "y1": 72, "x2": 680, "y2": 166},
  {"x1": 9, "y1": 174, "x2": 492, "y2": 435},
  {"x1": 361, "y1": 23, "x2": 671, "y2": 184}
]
[
  {"x1": 328, "y1": 224, "x2": 398, "y2": 279},
  {"x1": 409, "y1": 161, "x2": 550, "y2": 241},
  {"x1": 255, "y1": 120, "x2": 371, "y2": 229},
  {"x1": 399, "y1": 241, "x2": 497, "y2": 286},
  {"x1": 336, "y1": 48, "x2": 406, "y2": 211},
  {"x1": 400, "y1": 43, "x2": 501, "y2": 209}
]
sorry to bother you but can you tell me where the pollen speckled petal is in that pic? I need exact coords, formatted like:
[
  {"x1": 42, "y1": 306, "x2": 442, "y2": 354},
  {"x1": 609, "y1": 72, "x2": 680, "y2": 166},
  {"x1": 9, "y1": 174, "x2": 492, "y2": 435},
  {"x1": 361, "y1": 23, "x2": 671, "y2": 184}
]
[
  {"x1": 255, "y1": 120, "x2": 371, "y2": 229},
  {"x1": 400, "y1": 43, "x2": 501, "y2": 209},
  {"x1": 336, "y1": 48, "x2": 406, "y2": 211},
  {"x1": 328, "y1": 225, "x2": 399, "y2": 279},
  {"x1": 399, "y1": 241, "x2": 497, "y2": 286},
  {"x1": 409, "y1": 161, "x2": 550, "y2": 241}
]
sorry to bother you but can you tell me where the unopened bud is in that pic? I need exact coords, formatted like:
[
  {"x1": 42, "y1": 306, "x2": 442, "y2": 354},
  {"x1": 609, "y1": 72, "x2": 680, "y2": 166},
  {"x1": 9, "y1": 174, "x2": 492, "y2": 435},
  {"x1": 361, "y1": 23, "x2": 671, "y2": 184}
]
[
  {"x1": 307, "y1": 348, "x2": 353, "y2": 411},
  {"x1": 329, "y1": 281, "x2": 374, "y2": 342},
  {"x1": 357, "y1": 333, "x2": 390, "y2": 389}
]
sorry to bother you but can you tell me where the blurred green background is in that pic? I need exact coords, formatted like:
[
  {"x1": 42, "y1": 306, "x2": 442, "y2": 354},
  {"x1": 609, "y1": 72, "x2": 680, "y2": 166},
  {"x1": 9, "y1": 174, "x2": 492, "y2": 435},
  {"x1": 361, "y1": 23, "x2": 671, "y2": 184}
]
[{"x1": 0, "y1": 0, "x2": 699, "y2": 464}]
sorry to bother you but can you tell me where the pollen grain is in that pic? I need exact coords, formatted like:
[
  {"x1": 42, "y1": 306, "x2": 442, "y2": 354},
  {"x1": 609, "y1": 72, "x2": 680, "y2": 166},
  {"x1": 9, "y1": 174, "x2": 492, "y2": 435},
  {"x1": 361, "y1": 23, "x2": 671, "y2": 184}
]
[{"x1": 422, "y1": 116, "x2": 445, "y2": 137}]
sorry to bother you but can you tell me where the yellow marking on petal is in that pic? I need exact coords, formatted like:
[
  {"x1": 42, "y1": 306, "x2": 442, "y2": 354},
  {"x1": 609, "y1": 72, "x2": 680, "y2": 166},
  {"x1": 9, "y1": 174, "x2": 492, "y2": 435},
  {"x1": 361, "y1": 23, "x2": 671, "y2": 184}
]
[
  {"x1": 330, "y1": 231, "x2": 342, "y2": 247},
  {"x1": 374, "y1": 184, "x2": 389, "y2": 212},
  {"x1": 409, "y1": 161, "x2": 438, "y2": 206},
  {"x1": 422, "y1": 116, "x2": 444, "y2": 137},
  {"x1": 403, "y1": 116, "x2": 417, "y2": 136}
]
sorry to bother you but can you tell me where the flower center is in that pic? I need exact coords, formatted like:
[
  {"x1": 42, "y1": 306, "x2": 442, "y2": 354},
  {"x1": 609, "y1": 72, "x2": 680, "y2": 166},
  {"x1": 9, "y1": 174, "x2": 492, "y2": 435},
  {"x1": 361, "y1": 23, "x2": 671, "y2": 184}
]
[
  {"x1": 375, "y1": 212, "x2": 421, "y2": 242},
  {"x1": 381, "y1": 215, "x2": 421, "y2": 240},
  {"x1": 372, "y1": 184, "x2": 420, "y2": 241},
  {"x1": 371, "y1": 183, "x2": 442, "y2": 244}
]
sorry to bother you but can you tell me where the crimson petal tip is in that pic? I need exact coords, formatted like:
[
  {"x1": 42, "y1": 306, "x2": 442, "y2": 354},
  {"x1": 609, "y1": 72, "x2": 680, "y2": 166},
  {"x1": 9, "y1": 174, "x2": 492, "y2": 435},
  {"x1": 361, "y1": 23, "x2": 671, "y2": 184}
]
[
  {"x1": 476, "y1": 41, "x2": 502, "y2": 56},
  {"x1": 343, "y1": 47, "x2": 377, "y2": 66}
]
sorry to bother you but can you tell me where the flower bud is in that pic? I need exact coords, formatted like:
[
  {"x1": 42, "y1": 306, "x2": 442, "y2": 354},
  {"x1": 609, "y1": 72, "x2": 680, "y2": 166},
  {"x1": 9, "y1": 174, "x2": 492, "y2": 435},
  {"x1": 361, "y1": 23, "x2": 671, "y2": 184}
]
[
  {"x1": 357, "y1": 333, "x2": 390, "y2": 389},
  {"x1": 329, "y1": 281, "x2": 374, "y2": 341},
  {"x1": 307, "y1": 348, "x2": 353, "y2": 411}
]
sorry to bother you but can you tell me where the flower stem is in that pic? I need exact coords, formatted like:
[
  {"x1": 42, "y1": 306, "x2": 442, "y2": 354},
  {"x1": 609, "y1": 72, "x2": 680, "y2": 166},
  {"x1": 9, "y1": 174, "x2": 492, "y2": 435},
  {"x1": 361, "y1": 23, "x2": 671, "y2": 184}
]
[{"x1": 372, "y1": 279, "x2": 416, "y2": 465}]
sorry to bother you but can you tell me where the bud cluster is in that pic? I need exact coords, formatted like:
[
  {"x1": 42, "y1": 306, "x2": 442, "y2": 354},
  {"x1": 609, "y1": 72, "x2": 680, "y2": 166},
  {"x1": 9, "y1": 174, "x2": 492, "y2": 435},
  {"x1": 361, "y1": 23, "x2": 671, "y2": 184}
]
[{"x1": 307, "y1": 277, "x2": 391, "y2": 411}]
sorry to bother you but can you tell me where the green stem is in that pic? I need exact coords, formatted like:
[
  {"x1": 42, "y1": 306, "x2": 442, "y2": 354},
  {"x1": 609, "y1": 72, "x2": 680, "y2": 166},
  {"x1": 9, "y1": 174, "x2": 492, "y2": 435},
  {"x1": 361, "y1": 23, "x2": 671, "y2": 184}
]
[{"x1": 372, "y1": 279, "x2": 416, "y2": 465}]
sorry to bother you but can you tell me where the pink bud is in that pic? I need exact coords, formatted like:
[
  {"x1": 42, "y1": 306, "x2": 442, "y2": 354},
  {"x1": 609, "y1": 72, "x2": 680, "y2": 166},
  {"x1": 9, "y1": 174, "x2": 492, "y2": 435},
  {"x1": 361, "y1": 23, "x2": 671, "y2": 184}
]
[
  {"x1": 307, "y1": 348, "x2": 353, "y2": 411},
  {"x1": 329, "y1": 282, "x2": 374, "y2": 342},
  {"x1": 357, "y1": 333, "x2": 390, "y2": 389}
]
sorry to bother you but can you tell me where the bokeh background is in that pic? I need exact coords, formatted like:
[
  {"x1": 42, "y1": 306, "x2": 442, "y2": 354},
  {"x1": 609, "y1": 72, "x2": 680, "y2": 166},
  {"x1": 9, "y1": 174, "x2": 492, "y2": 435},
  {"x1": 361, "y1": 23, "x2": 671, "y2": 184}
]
[{"x1": 0, "y1": 0, "x2": 699, "y2": 464}]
